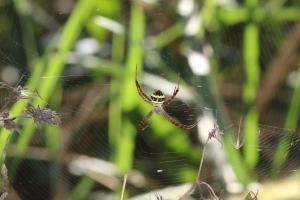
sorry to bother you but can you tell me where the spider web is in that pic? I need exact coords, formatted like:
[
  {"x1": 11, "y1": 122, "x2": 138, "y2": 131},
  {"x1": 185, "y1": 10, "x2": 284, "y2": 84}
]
[
  {"x1": 1, "y1": 53, "x2": 300, "y2": 200},
  {"x1": 1, "y1": 1, "x2": 300, "y2": 200}
]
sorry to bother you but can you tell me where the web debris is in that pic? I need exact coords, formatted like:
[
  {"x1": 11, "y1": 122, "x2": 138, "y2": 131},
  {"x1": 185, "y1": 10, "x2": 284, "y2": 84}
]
[
  {"x1": 179, "y1": 118, "x2": 224, "y2": 200},
  {"x1": 0, "y1": 79, "x2": 60, "y2": 200}
]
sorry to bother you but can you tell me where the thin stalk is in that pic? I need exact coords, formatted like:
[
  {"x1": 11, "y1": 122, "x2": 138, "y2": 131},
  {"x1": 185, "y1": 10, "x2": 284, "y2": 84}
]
[
  {"x1": 197, "y1": 139, "x2": 209, "y2": 179},
  {"x1": 120, "y1": 174, "x2": 128, "y2": 200},
  {"x1": 179, "y1": 144, "x2": 207, "y2": 199}
]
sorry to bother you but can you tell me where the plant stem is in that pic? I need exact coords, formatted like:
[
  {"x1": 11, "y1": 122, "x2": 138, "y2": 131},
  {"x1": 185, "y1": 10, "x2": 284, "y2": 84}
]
[{"x1": 120, "y1": 174, "x2": 128, "y2": 200}]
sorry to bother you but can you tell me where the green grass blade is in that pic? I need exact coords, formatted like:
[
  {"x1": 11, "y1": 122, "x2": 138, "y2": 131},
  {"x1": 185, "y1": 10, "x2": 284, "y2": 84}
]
[
  {"x1": 3, "y1": 0, "x2": 97, "y2": 178},
  {"x1": 243, "y1": 108, "x2": 259, "y2": 170},
  {"x1": 115, "y1": 0, "x2": 145, "y2": 174},
  {"x1": 68, "y1": 176, "x2": 94, "y2": 200},
  {"x1": 109, "y1": 33, "x2": 125, "y2": 157},
  {"x1": 272, "y1": 7, "x2": 300, "y2": 21},
  {"x1": 37, "y1": 0, "x2": 96, "y2": 102},
  {"x1": 217, "y1": 8, "x2": 249, "y2": 25},
  {"x1": 149, "y1": 22, "x2": 185, "y2": 49},
  {"x1": 271, "y1": 67, "x2": 300, "y2": 175},
  {"x1": 223, "y1": 133, "x2": 253, "y2": 184},
  {"x1": 242, "y1": 22, "x2": 260, "y2": 171}
]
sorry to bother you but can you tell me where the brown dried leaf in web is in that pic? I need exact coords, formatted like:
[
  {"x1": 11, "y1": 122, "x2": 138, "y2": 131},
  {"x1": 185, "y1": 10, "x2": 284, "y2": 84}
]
[
  {"x1": 0, "y1": 80, "x2": 46, "y2": 112},
  {"x1": 0, "y1": 111, "x2": 20, "y2": 133},
  {"x1": 7, "y1": 85, "x2": 33, "y2": 102},
  {"x1": 206, "y1": 120, "x2": 223, "y2": 146},
  {"x1": 25, "y1": 105, "x2": 60, "y2": 126},
  {"x1": 0, "y1": 83, "x2": 31, "y2": 103}
]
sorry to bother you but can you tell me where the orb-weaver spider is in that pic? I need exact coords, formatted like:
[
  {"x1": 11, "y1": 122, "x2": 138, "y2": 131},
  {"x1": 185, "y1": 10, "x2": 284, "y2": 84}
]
[{"x1": 135, "y1": 66, "x2": 199, "y2": 131}]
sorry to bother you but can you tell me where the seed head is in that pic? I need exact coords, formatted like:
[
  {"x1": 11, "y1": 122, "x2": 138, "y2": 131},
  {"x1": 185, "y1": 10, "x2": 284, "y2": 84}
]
[{"x1": 25, "y1": 105, "x2": 60, "y2": 125}]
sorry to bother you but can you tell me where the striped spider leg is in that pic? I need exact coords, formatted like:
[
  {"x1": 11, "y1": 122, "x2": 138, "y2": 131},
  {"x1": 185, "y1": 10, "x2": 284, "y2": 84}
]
[
  {"x1": 135, "y1": 66, "x2": 152, "y2": 105},
  {"x1": 162, "y1": 75, "x2": 179, "y2": 107},
  {"x1": 135, "y1": 66, "x2": 198, "y2": 131},
  {"x1": 160, "y1": 108, "x2": 199, "y2": 130}
]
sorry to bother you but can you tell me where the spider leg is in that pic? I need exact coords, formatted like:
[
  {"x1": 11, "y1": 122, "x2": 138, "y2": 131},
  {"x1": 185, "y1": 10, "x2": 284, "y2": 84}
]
[
  {"x1": 135, "y1": 65, "x2": 152, "y2": 104},
  {"x1": 161, "y1": 109, "x2": 198, "y2": 130},
  {"x1": 138, "y1": 110, "x2": 154, "y2": 131},
  {"x1": 163, "y1": 74, "x2": 180, "y2": 107}
]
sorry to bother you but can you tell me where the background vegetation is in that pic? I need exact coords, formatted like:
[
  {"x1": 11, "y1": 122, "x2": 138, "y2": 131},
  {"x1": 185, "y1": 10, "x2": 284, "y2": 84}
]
[{"x1": 0, "y1": 0, "x2": 299, "y2": 199}]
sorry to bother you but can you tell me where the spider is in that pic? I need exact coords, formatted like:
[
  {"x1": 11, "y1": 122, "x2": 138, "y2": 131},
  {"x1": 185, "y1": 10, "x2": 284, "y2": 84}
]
[{"x1": 135, "y1": 66, "x2": 199, "y2": 131}]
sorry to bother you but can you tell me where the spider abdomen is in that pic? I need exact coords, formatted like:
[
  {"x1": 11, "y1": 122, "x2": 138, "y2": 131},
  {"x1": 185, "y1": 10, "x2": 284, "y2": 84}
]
[{"x1": 151, "y1": 90, "x2": 165, "y2": 106}]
